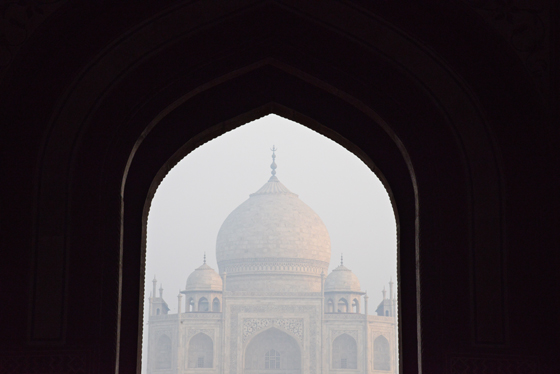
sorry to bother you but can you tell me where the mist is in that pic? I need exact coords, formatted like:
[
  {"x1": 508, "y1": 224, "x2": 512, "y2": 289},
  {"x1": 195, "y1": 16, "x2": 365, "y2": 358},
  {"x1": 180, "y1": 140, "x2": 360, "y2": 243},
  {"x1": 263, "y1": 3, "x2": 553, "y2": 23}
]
[{"x1": 142, "y1": 114, "x2": 398, "y2": 372}]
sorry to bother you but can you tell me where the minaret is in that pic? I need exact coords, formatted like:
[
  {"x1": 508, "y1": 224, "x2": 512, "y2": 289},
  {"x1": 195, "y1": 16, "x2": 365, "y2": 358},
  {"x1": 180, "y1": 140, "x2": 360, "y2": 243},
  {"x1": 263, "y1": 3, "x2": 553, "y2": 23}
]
[
  {"x1": 177, "y1": 291, "x2": 182, "y2": 314},
  {"x1": 364, "y1": 290, "x2": 369, "y2": 374},
  {"x1": 389, "y1": 277, "x2": 395, "y2": 317},
  {"x1": 150, "y1": 280, "x2": 170, "y2": 316},
  {"x1": 177, "y1": 290, "x2": 182, "y2": 372},
  {"x1": 151, "y1": 275, "x2": 157, "y2": 316},
  {"x1": 321, "y1": 270, "x2": 325, "y2": 294}
]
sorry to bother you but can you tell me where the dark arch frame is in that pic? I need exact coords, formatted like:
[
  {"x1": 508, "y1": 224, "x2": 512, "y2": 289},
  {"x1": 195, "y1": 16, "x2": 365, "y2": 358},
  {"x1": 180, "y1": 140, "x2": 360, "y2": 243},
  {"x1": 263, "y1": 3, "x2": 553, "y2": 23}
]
[
  {"x1": 26, "y1": 2, "x2": 518, "y2": 373},
  {"x1": 130, "y1": 93, "x2": 414, "y2": 374}
]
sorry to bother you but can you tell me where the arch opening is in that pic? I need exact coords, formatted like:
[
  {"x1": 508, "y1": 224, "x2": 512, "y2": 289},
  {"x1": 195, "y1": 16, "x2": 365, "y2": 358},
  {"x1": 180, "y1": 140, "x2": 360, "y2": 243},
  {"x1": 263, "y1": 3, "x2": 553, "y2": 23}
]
[
  {"x1": 244, "y1": 328, "x2": 301, "y2": 373},
  {"x1": 142, "y1": 114, "x2": 399, "y2": 373},
  {"x1": 212, "y1": 298, "x2": 220, "y2": 312},
  {"x1": 188, "y1": 333, "x2": 214, "y2": 368},
  {"x1": 332, "y1": 333, "x2": 357, "y2": 369},
  {"x1": 337, "y1": 298, "x2": 349, "y2": 313},
  {"x1": 374, "y1": 335, "x2": 391, "y2": 371},
  {"x1": 353, "y1": 298, "x2": 359, "y2": 313},
  {"x1": 154, "y1": 335, "x2": 172, "y2": 370},
  {"x1": 198, "y1": 297, "x2": 209, "y2": 312}
]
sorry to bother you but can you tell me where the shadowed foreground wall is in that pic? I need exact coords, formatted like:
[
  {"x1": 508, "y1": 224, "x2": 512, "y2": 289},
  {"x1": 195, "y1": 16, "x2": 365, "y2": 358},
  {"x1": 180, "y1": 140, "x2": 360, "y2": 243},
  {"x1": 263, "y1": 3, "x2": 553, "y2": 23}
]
[{"x1": 1, "y1": 1, "x2": 558, "y2": 373}]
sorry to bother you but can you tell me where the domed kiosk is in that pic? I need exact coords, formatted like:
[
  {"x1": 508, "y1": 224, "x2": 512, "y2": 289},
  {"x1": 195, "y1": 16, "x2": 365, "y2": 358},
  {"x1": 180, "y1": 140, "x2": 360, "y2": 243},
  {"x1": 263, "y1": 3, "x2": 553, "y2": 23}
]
[
  {"x1": 324, "y1": 261, "x2": 362, "y2": 293},
  {"x1": 183, "y1": 256, "x2": 223, "y2": 312},
  {"x1": 324, "y1": 257, "x2": 365, "y2": 314},
  {"x1": 186, "y1": 259, "x2": 223, "y2": 292},
  {"x1": 146, "y1": 150, "x2": 397, "y2": 374}
]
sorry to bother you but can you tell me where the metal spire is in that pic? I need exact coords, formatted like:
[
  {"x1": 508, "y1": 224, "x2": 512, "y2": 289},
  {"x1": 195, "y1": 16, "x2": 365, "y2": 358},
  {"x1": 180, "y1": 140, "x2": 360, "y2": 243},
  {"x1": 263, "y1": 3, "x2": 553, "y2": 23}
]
[
  {"x1": 203, "y1": 252, "x2": 206, "y2": 264},
  {"x1": 341, "y1": 254, "x2": 343, "y2": 266},
  {"x1": 270, "y1": 145, "x2": 277, "y2": 177}
]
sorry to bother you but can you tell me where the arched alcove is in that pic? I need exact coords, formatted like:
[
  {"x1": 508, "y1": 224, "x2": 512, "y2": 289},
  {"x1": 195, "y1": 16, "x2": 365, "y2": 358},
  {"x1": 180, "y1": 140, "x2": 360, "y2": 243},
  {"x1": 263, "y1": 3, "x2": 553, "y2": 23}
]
[
  {"x1": 188, "y1": 333, "x2": 213, "y2": 368},
  {"x1": 244, "y1": 328, "x2": 301, "y2": 372},
  {"x1": 337, "y1": 298, "x2": 349, "y2": 313},
  {"x1": 212, "y1": 298, "x2": 220, "y2": 312},
  {"x1": 332, "y1": 333, "x2": 357, "y2": 369},
  {"x1": 155, "y1": 335, "x2": 172, "y2": 370},
  {"x1": 353, "y1": 298, "x2": 360, "y2": 314},
  {"x1": 374, "y1": 335, "x2": 391, "y2": 371},
  {"x1": 198, "y1": 297, "x2": 209, "y2": 312}
]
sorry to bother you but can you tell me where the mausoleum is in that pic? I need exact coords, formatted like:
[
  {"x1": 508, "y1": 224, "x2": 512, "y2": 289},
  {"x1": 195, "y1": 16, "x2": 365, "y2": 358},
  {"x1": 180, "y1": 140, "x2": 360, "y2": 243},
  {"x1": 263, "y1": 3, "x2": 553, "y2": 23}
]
[{"x1": 146, "y1": 152, "x2": 397, "y2": 374}]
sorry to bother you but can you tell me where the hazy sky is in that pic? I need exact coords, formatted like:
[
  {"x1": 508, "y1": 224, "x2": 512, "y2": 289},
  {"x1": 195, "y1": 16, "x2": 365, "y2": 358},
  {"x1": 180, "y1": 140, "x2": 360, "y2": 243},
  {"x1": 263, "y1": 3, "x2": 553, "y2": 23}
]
[{"x1": 142, "y1": 114, "x2": 397, "y2": 365}]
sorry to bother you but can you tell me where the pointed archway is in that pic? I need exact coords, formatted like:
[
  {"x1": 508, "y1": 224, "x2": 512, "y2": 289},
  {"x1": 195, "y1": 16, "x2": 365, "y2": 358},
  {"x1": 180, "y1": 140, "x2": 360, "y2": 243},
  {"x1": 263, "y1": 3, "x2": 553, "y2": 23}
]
[{"x1": 244, "y1": 328, "x2": 301, "y2": 373}]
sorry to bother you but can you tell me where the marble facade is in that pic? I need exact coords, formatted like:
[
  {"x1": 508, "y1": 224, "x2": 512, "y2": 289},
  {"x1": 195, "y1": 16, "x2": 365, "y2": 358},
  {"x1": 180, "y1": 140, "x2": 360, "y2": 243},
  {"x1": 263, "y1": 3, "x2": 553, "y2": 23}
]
[{"x1": 146, "y1": 160, "x2": 397, "y2": 374}]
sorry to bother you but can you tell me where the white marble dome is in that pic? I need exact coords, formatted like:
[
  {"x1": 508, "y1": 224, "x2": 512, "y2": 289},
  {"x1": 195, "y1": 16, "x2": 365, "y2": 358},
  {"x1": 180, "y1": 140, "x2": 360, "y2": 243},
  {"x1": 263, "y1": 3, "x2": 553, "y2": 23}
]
[
  {"x1": 325, "y1": 264, "x2": 361, "y2": 292},
  {"x1": 216, "y1": 175, "x2": 331, "y2": 270},
  {"x1": 185, "y1": 262, "x2": 222, "y2": 291}
]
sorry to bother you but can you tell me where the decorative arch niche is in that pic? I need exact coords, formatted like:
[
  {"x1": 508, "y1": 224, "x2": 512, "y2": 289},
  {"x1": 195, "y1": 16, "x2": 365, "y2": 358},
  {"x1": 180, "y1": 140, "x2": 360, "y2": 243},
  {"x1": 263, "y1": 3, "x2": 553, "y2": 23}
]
[
  {"x1": 374, "y1": 335, "x2": 391, "y2": 371},
  {"x1": 188, "y1": 333, "x2": 214, "y2": 368},
  {"x1": 212, "y1": 298, "x2": 220, "y2": 312},
  {"x1": 155, "y1": 335, "x2": 172, "y2": 370},
  {"x1": 244, "y1": 328, "x2": 301, "y2": 372},
  {"x1": 337, "y1": 298, "x2": 349, "y2": 313},
  {"x1": 332, "y1": 333, "x2": 358, "y2": 369},
  {"x1": 198, "y1": 297, "x2": 209, "y2": 312}
]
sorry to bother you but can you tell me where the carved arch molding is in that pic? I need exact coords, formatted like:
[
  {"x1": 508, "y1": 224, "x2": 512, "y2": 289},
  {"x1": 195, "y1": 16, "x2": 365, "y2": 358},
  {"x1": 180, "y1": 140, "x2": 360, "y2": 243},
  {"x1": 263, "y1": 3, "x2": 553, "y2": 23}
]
[{"x1": 243, "y1": 318, "x2": 303, "y2": 344}]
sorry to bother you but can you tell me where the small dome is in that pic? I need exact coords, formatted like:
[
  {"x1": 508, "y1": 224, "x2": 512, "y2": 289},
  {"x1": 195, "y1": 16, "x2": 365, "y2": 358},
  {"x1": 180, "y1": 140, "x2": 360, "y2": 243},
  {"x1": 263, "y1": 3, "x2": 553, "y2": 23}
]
[
  {"x1": 185, "y1": 263, "x2": 222, "y2": 291},
  {"x1": 325, "y1": 265, "x2": 361, "y2": 292}
]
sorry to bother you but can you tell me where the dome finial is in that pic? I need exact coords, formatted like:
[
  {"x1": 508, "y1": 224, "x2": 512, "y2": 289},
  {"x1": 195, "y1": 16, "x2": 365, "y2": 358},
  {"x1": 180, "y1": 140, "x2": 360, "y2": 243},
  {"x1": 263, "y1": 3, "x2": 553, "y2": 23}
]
[
  {"x1": 203, "y1": 252, "x2": 206, "y2": 264},
  {"x1": 270, "y1": 145, "x2": 277, "y2": 177},
  {"x1": 341, "y1": 253, "x2": 343, "y2": 266}
]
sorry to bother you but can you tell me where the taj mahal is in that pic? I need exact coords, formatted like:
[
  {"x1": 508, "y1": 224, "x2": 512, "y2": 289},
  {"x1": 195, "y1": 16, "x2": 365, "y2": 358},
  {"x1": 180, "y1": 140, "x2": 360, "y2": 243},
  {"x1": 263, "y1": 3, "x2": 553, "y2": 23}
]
[{"x1": 146, "y1": 150, "x2": 397, "y2": 374}]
